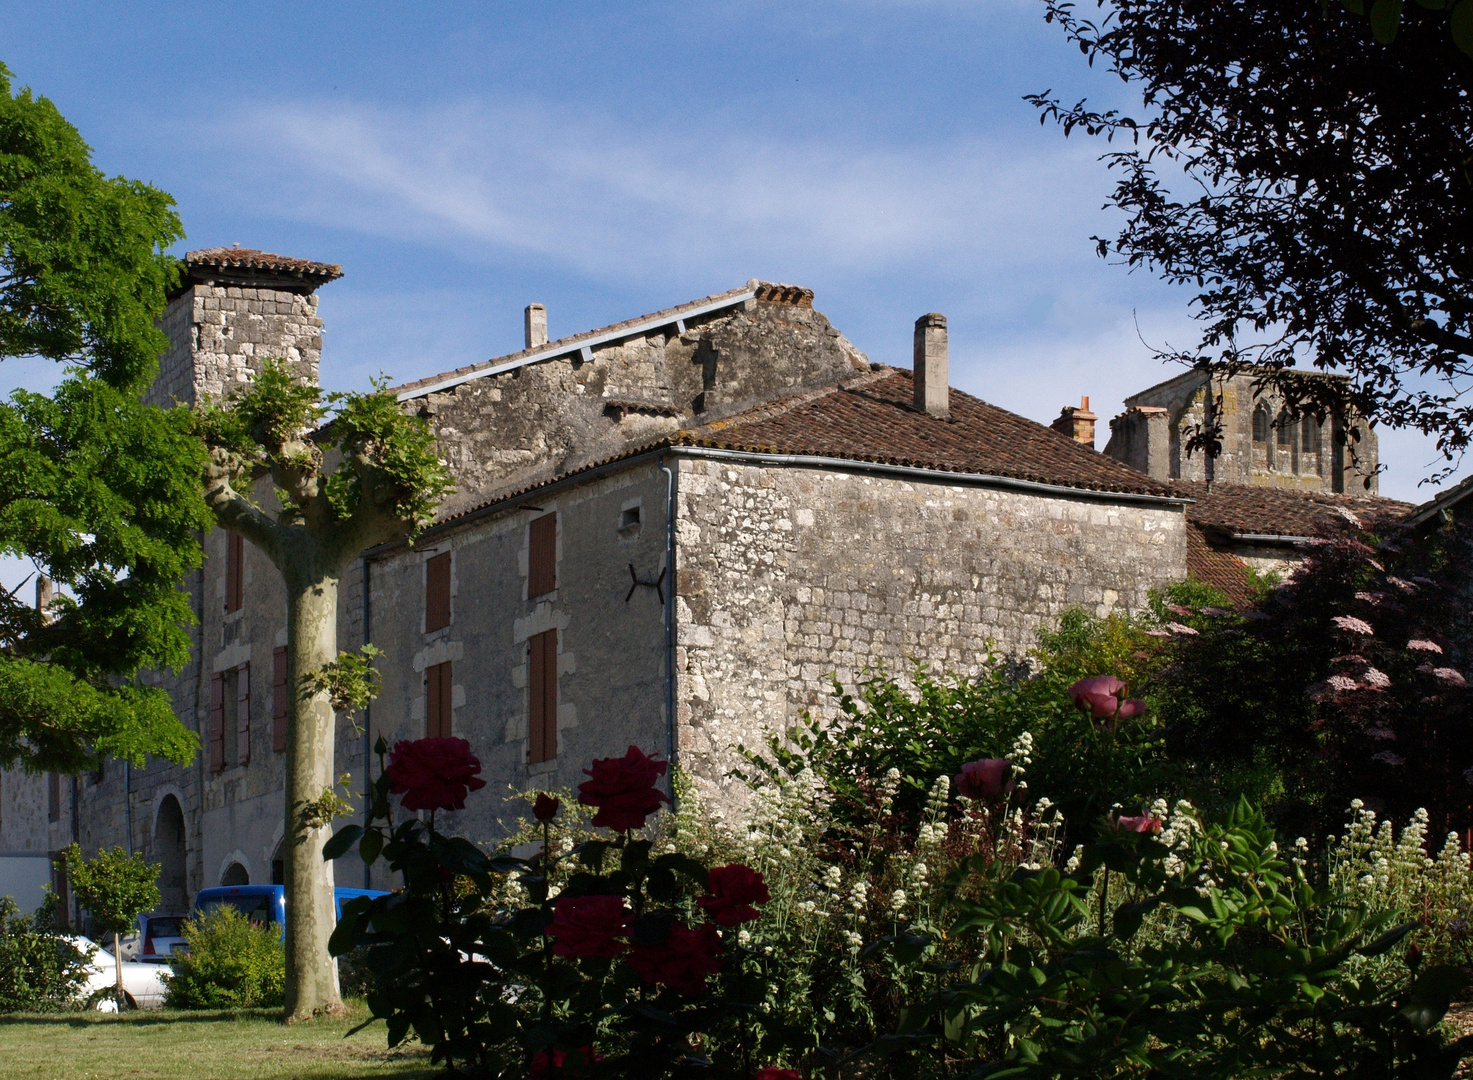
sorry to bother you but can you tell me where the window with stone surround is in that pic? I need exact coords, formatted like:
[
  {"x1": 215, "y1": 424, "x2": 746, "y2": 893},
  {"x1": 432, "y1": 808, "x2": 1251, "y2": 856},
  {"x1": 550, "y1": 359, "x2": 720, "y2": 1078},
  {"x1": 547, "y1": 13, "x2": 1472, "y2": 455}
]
[
  {"x1": 425, "y1": 551, "x2": 452, "y2": 632},
  {"x1": 528, "y1": 629, "x2": 558, "y2": 764},
  {"x1": 528, "y1": 514, "x2": 556, "y2": 599},
  {"x1": 425, "y1": 661, "x2": 453, "y2": 739},
  {"x1": 209, "y1": 664, "x2": 250, "y2": 771}
]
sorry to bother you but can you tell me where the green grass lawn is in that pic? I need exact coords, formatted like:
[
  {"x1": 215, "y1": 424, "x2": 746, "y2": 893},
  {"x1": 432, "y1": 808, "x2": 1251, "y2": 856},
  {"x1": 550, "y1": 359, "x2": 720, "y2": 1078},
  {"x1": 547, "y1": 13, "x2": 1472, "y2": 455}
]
[{"x1": 0, "y1": 1003, "x2": 437, "y2": 1080}]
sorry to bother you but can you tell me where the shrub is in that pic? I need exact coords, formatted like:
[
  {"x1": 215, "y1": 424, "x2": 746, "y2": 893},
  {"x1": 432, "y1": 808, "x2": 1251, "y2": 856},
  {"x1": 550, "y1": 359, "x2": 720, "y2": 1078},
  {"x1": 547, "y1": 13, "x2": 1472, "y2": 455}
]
[
  {"x1": 162, "y1": 905, "x2": 284, "y2": 1009},
  {"x1": 0, "y1": 894, "x2": 91, "y2": 1012}
]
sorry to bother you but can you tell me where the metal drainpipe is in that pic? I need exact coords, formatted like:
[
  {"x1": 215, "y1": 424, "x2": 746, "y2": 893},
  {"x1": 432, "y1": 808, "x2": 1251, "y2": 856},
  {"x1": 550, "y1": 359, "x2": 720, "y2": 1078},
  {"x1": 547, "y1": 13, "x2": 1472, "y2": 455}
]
[
  {"x1": 124, "y1": 761, "x2": 132, "y2": 856},
  {"x1": 361, "y1": 555, "x2": 372, "y2": 890},
  {"x1": 659, "y1": 455, "x2": 678, "y2": 809}
]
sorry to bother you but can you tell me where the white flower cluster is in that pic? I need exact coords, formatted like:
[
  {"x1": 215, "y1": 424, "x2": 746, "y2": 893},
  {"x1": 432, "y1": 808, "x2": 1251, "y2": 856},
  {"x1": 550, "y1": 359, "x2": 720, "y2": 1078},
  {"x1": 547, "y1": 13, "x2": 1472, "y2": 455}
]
[{"x1": 1154, "y1": 799, "x2": 1200, "y2": 878}]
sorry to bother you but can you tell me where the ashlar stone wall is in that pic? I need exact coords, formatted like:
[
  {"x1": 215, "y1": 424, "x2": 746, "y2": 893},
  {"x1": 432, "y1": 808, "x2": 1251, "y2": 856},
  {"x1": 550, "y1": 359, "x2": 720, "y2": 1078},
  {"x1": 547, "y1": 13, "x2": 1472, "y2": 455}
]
[{"x1": 672, "y1": 457, "x2": 1187, "y2": 809}]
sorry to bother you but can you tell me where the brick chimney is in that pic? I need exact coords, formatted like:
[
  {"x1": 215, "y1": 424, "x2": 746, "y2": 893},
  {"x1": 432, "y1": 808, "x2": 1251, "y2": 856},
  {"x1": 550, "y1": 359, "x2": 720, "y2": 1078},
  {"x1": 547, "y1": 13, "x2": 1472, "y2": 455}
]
[
  {"x1": 1051, "y1": 396, "x2": 1098, "y2": 448},
  {"x1": 525, "y1": 303, "x2": 548, "y2": 349},
  {"x1": 913, "y1": 313, "x2": 948, "y2": 418}
]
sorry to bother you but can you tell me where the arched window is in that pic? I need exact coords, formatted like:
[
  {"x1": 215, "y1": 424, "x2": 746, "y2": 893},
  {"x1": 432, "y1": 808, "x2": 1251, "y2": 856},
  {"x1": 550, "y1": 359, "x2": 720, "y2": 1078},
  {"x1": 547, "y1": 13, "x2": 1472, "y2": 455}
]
[
  {"x1": 221, "y1": 862, "x2": 249, "y2": 887},
  {"x1": 153, "y1": 796, "x2": 187, "y2": 912},
  {"x1": 1276, "y1": 410, "x2": 1294, "y2": 448},
  {"x1": 1252, "y1": 403, "x2": 1271, "y2": 444},
  {"x1": 1302, "y1": 417, "x2": 1321, "y2": 455}
]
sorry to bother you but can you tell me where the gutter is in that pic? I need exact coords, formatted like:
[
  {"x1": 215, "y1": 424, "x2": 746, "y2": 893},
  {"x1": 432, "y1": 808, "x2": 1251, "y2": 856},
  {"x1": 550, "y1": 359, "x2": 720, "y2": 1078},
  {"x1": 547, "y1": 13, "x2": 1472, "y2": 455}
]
[
  {"x1": 1227, "y1": 533, "x2": 1314, "y2": 544},
  {"x1": 396, "y1": 289, "x2": 758, "y2": 402}
]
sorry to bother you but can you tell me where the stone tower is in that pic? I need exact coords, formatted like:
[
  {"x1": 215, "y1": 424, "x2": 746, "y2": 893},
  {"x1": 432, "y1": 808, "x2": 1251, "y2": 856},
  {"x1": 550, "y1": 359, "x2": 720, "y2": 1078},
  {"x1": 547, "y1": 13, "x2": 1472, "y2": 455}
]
[{"x1": 148, "y1": 247, "x2": 342, "y2": 407}]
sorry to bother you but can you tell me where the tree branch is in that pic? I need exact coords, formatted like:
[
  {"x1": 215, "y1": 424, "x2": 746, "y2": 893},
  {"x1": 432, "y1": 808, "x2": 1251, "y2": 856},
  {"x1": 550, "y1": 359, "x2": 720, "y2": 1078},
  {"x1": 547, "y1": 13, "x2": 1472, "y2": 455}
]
[{"x1": 202, "y1": 449, "x2": 280, "y2": 560}]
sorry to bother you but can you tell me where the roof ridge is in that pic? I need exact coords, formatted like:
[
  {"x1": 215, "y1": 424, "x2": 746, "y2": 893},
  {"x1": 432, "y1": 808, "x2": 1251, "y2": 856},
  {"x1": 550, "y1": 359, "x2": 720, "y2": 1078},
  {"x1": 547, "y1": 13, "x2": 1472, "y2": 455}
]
[
  {"x1": 679, "y1": 366, "x2": 895, "y2": 440},
  {"x1": 392, "y1": 283, "x2": 763, "y2": 397}
]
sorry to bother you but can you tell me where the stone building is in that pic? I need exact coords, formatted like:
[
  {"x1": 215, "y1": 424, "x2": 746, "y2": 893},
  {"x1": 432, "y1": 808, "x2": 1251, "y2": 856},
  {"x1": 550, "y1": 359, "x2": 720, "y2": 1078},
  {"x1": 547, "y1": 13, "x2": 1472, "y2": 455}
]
[{"x1": 10, "y1": 245, "x2": 1401, "y2": 918}]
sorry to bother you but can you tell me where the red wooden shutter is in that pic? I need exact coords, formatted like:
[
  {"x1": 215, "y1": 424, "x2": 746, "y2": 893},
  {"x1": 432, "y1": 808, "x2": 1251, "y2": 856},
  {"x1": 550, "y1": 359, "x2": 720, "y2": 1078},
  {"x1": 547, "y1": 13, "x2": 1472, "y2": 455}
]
[
  {"x1": 272, "y1": 647, "x2": 288, "y2": 753},
  {"x1": 47, "y1": 773, "x2": 60, "y2": 822},
  {"x1": 425, "y1": 661, "x2": 453, "y2": 738},
  {"x1": 225, "y1": 530, "x2": 244, "y2": 613},
  {"x1": 209, "y1": 672, "x2": 225, "y2": 773},
  {"x1": 425, "y1": 552, "x2": 451, "y2": 632},
  {"x1": 236, "y1": 662, "x2": 251, "y2": 766},
  {"x1": 528, "y1": 515, "x2": 556, "y2": 598},
  {"x1": 528, "y1": 630, "x2": 558, "y2": 763}
]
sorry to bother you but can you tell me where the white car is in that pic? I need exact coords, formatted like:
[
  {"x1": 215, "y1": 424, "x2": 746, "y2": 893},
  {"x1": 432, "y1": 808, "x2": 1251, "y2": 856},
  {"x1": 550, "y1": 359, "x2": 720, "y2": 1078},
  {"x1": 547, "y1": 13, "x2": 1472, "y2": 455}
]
[{"x1": 67, "y1": 936, "x2": 171, "y2": 1010}]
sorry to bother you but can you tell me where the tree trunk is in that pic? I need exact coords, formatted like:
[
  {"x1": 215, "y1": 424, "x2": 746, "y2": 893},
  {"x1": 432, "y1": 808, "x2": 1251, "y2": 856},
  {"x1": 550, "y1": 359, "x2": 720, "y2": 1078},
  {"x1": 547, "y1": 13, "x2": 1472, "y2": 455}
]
[
  {"x1": 282, "y1": 564, "x2": 346, "y2": 1021},
  {"x1": 114, "y1": 930, "x2": 125, "y2": 1011}
]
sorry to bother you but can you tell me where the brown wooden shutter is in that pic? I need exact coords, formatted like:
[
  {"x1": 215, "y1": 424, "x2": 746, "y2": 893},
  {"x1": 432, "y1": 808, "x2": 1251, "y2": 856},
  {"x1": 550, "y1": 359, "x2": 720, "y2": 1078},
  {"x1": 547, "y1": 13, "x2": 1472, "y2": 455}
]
[
  {"x1": 272, "y1": 647, "x2": 289, "y2": 753},
  {"x1": 425, "y1": 552, "x2": 452, "y2": 632},
  {"x1": 528, "y1": 514, "x2": 556, "y2": 598},
  {"x1": 47, "y1": 773, "x2": 60, "y2": 822},
  {"x1": 236, "y1": 662, "x2": 251, "y2": 766},
  {"x1": 209, "y1": 672, "x2": 225, "y2": 773},
  {"x1": 225, "y1": 530, "x2": 244, "y2": 613},
  {"x1": 425, "y1": 661, "x2": 452, "y2": 738},
  {"x1": 528, "y1": 630, "x2": 558, "y2": 764}
]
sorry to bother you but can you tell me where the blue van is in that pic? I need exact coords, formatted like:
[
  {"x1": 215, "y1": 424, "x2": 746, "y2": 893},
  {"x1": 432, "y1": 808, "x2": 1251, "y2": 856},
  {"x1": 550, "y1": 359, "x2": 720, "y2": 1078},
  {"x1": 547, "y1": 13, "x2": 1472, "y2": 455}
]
[{"x1": 193, "y1": 884, "x2": 386, "y2": 938}]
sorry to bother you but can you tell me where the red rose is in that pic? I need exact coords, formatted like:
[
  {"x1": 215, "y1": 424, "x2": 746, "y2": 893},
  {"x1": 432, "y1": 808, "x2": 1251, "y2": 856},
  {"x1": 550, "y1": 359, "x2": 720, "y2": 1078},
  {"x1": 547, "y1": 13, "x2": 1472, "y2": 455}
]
[
  {"x1": 754, "y1": 1070, "x2": 801, "y2": 1080},
  {"x1": 1114, "y1": 814, "x2": 1162, "y2": 834},
  {"x1": 1068, "y1": 675, "x2": 1129, "y2": 719},
  {"x1": 627, "y1": 920, "x2": 722, "y2": 995},
  {"x1": 954, "y1": 758, "x2": 1013, "y2": 801},
  {"x1": 386, "y1": 737, "x2": 487, "y2": 811},
  {"x1": 547, "y1": 895, "x2": 630, "y2": 959},
  {"x1": 529, "y1": 1046, "x2": 599, "y2": 1077},
  {"x1": 577, "y1": 745, "x2": 671, "y2": 832},
  {"x1": 698, "y1": 864, "x2": 771, "y2": 927},
  {"x1": 533, "y1": 792, "x2": 561, "y2": 822}
]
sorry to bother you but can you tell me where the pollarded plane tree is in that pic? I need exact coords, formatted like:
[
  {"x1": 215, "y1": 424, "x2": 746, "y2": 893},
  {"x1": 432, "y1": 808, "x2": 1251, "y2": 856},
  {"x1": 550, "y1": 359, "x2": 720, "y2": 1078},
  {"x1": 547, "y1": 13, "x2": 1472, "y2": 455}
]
[{"x1": 196, "y1": 360, "x2": 451, "y2": 1020}]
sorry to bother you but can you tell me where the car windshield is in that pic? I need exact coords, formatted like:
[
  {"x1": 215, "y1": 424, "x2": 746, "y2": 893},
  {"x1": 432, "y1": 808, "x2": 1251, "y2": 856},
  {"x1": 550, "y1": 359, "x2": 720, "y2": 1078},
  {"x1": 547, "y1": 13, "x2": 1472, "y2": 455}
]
[
  {"x1": 199, "y1": 895, "x2": 276, "y2": 926},
  {"x1": 146, "y1": 918, "x2": 185, "y2": 938}
]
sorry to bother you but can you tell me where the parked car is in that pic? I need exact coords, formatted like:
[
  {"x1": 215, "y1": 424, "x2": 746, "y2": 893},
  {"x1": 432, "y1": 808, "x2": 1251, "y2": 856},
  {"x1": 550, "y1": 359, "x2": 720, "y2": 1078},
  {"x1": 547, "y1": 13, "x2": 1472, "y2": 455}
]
[
  {"x1": 134, "y1": 913, "x2": 188, "y2": 963},
  {"x1": 68, "y1": 936, "x2": 170, "y2": 1010},
  {"x1": 191, "y1": 885, "x2": 387, "y2": 940}
]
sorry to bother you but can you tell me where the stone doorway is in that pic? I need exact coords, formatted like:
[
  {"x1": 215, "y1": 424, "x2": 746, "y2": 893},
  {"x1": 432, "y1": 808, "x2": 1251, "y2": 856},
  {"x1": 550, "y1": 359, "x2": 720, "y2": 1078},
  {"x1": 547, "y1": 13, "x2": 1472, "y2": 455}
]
[{"x1": 153, "y1": 795, "x2": 188, "y2": 912}]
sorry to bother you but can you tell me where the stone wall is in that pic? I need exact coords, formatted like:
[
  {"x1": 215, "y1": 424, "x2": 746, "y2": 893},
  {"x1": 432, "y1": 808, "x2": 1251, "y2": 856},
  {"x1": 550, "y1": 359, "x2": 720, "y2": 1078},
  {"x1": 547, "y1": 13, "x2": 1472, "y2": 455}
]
[
  {"x1": 147, "y1": 284, "x2": 324, "y2": 408},
  {"x1": 671, "y1": 457, "x2": 1187, "y2": 809},
  {"x1": 413, "y1": 295, "x2": 868, "y2": 514},
  {"x1": 361, "y1": 461, "x2": 670, "y2": 875}
]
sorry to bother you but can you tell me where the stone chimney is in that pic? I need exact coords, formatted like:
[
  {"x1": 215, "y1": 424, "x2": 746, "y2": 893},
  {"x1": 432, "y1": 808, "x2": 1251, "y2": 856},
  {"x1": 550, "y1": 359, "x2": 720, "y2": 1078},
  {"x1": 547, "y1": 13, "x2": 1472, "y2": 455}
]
[
  {"x1": 1103, "y1": 405, "x2": 1171, "y2": 481},
  {"x1": 913, "y1": 313, "x2": 948, "y2": 418},
  {"x1": 35, "y1": 574, "x2": 53, "y2": 618},
  {"x1": 525, "y1": 304, "x2": 548, "y2": 349},
  {"x1": 1051, "y1": 396, "x2": 1098, "y2": 448}
]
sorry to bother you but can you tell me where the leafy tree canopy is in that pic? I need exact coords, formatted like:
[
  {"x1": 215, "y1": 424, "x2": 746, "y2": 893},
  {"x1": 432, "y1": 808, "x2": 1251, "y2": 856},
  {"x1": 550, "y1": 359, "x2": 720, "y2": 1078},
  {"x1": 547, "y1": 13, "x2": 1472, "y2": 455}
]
[
  {"x1": 1031, "y1": 2, "x2": 1473, "y2": 478},
  {"x1": 0, "y1": 63, "x2": 205, "y2": 773},
  {"x1": 60, "y1": 843, "x2": 160, "y2": 937}
]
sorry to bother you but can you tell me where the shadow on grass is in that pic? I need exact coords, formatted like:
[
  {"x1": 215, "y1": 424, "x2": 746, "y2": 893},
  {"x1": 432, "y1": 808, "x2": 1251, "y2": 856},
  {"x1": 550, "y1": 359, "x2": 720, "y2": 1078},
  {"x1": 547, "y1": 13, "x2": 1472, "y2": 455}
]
[{"x1": 0, "y1": 1007, "x2": 388, "y2": 1030}]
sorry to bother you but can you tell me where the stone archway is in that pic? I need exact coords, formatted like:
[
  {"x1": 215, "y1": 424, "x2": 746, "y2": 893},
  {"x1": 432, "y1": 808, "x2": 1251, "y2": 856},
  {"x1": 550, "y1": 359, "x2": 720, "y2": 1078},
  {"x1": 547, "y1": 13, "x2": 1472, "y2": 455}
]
[
  {"x1": 221, "y1": 862, "x2": 249, "y2": 886},
  {"x1": 153, "y1": 795, "x2": 188, "y2": 912}
]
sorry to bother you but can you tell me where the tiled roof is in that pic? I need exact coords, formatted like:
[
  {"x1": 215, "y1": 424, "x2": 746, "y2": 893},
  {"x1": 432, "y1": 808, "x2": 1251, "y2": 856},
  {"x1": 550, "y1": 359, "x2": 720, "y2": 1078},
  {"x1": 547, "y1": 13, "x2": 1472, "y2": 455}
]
[
  {"x1": 1171, "y1": 480, "x2": 1411, "y2": 538},
  {"x1": 176, "y1": 246, "x2": 343, "y2": 293},
  {"x1": 1185, "y1": 523, "x2": 1256, "y2": 606},
  {"x1": 393, "y1": 283, "x2": 764, "y2": 398},
  {"x1": 675, "y1": 369, "x2": 1179, "y2": 498},
  {"x1": 428, "y1": 369, "x2": 1184, "y2": 531}
]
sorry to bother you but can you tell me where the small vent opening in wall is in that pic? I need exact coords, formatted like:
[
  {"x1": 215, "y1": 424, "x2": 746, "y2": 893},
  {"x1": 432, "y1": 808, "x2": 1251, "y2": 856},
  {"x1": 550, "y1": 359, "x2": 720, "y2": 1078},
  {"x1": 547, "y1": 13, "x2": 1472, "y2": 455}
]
[{"x1": 620, "y1": 506, "x2": 641, "y2": 531}]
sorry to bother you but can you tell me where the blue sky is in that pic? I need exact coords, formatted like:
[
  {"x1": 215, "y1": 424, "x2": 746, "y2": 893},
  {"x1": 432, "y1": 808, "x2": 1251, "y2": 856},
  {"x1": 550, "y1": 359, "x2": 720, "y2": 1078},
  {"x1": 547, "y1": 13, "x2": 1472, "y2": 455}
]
[{"x1": 0, "y1": 0, "x2": 1457, "y2": 520}]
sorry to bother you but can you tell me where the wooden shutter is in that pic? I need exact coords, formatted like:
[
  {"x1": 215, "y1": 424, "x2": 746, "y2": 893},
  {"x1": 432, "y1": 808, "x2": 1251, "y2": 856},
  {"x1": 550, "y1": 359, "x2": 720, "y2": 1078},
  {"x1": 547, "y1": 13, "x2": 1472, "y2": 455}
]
[
  {"x1": 209, "y1": 672, "x2": 225, "y2": 773},
  {"x1": 528, "y1": 630, "x2": 558, "y2": 764},
  {"x1": 236, "y1": 662, "x2": 251, "y2": 766},
  {"x1": 528, "y1": 514, "x2": 556, "y2": 598},
  {"x1": 425, "y1": 661, "x2": 452, "y2": 739},
  {"x1": 225, "y1": 530, "x2": 244, "y2": 613},
  {"x1": 272, "y1": 647, "x2": 289, "y2": 753},
  {"x1": 425, "y1": 552, "x2": 452, "y2": 632},
  {"x1": 47, "y1": 773, "x2": 60, "y2": 822}
]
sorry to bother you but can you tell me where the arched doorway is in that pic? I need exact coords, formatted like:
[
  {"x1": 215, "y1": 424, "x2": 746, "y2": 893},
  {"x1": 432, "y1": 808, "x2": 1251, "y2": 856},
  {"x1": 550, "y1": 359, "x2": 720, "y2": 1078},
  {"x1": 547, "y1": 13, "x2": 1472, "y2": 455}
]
[
  {"x1": 270, "y1": 841, "x2": 284, "y2": 886},
  {"x1": 221, "y1": 862, "x2": 249, "y2": 886},
  {"x1": 153, "y1": 796, "x2": 188, "y2": 912}
]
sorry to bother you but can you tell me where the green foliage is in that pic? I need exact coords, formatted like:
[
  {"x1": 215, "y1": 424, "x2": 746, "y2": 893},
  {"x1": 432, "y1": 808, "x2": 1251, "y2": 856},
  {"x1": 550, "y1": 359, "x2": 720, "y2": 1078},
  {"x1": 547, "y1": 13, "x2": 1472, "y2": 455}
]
[
  {"x1": 0, "y1": 67, "x2": 205, "y2": 774},
  {"x1": 0, "y1": 63, "x2": 183, "y2": 391},
  {"x1": 60, "y1": 843, "x2": 160, "y2": 937},
  {"x1": 163, "y1": 907, "x2": 286, "y2": 1010},
  {"x1": 891, "y1": 800, "x2": 1469, "y2": 1077},
  {"x1": 311, "y1": 643, "x2": 383, "y2": 716},
  {"x1": 0, "y1": 895, "x2": 91, "y2": 1013},
  {"x1": 1339, "y1": 0, "x2": 1473, "y2": 55},
  {"x1": 742, "y1": 608, "x2": 1172, "y2": 838}
]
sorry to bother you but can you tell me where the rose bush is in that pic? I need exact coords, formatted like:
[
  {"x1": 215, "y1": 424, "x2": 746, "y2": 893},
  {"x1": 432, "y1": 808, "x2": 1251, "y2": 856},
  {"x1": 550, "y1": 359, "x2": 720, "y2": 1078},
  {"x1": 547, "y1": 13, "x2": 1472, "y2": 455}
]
[
  {"x1": 384, "y1": 736, "x2": 486, "y2": 811},
  {"x1": 578, "y1": 745, "x2": 670, "y2": 831}
]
